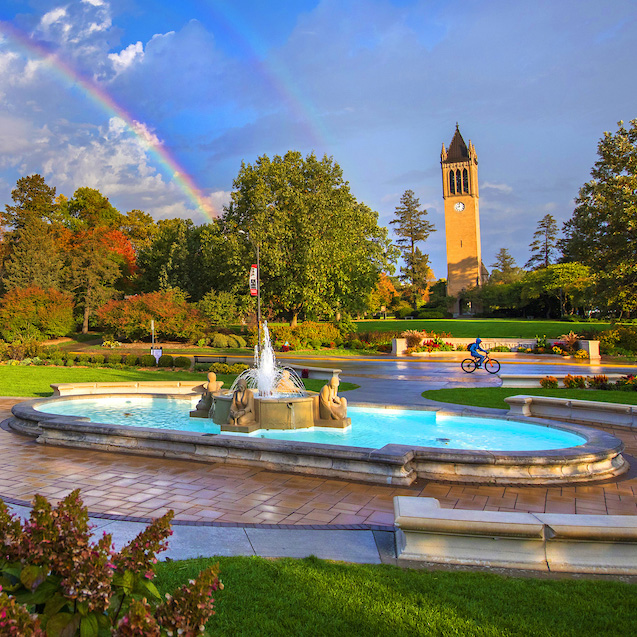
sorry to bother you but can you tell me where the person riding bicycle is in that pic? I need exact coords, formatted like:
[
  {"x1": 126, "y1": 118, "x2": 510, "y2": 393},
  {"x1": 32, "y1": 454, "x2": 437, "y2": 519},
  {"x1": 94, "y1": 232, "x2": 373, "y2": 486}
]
[{"x1": 468, "y1": 338, "x2": 488, "y2": 367}]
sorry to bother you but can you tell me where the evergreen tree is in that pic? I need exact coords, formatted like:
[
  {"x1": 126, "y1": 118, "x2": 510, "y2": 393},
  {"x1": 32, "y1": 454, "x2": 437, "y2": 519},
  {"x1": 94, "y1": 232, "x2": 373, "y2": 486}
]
[
  {"x1": 490, "y1": 248, "x2": 523, "y2": 284},
  {"x1": 525, "y1": 214, "x2": 558, "y2": 269},
  {"x1": 559, "y1": 119, "x2": 637, "y2": 315},
  {"x1": 2, "y1": 218, "x2": 64, "y2": 291},
  {"x1": 390, "y1": 190, "x2": 436, "y2": 307},
  {"x1": 1, "y1": 174, "x2": 59, "y2": 232}
]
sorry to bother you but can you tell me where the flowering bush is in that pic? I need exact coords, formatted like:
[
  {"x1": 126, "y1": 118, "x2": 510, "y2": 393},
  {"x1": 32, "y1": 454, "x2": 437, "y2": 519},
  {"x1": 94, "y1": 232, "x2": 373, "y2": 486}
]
[
  {"x1": 587, "y1": 374, "x2": 608, "y2": 389},
  {"x1": 540, "y1": 376, "x2": 559, "y2": 389},
  {"x1": 563, "y1": 374, "x2": 586, "y2": 389},
  {"x1": 616, "y1": 374, "x2": 637, "y2": 391},
  {"x1": 401, "y1": 329, "x2": 425, "y2": 348},
  {"x1": 0, "y1": 490, "x2": 221, "y2": 637},
  {"x1": 574, "y1": 349, "x2": 589, "y2": 360},
  {"x1": 552, "y1": 346, "x2": 564, "y2": 355},
  {"x1": 559, "y1": 331, "x2": 580, "y2": 352}
]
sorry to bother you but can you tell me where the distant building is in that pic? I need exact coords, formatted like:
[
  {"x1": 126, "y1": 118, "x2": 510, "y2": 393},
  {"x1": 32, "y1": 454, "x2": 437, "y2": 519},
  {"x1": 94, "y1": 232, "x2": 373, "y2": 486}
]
[{"x1": 440, "y1": 124, "x2": 487, "y2": 315}]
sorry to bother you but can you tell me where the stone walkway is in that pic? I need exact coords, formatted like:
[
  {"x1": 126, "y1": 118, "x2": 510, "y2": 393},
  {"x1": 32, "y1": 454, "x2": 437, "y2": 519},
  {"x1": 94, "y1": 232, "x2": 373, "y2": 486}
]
[{"x1": 1, "y1": 397, "x2": 636, "y2": 526}]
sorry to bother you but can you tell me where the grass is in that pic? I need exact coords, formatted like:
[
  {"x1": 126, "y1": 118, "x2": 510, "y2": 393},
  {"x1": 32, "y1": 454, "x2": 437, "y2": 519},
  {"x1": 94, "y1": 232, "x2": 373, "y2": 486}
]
[
  {"x1": 0, "y1": 366, "x2": 358, "y2": 397},
  {"x1": 422, "y1": 387, "x2": 637, "y2": 410},
  {"x1": 354, "y1": 319, "x2": 611, "y2": 338},
  {"x1": 154, "y1": 555, "x2": 636, "y2": 636}
]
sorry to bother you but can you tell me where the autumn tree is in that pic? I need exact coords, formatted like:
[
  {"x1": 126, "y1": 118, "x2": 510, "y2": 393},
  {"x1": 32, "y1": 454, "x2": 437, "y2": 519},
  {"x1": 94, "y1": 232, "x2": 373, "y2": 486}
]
[
  {"x1": 224, "y1": 151, "x2": 393, "y2": 326},
  {"x1": 560, "y1": 119, "x2": 637, "y2": 315},
  {"x1": 525, "y1": 214, "x2": 558, "y2": 269},
  {"x1": 390, "y1": 190, "x2": 436, "y2": 307}
]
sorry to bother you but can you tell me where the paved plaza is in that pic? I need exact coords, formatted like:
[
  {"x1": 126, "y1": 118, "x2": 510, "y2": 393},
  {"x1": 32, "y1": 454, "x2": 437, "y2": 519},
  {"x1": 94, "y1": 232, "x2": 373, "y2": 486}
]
[{"x1": 1, "y1": 356, "x2": 636, "y2": 562}]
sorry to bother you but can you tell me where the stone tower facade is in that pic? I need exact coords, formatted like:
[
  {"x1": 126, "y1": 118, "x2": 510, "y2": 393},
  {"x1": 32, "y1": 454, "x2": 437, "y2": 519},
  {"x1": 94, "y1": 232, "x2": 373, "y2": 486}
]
[{"x1": 441, "y1": 125, "x2": 483, "y2": 315}]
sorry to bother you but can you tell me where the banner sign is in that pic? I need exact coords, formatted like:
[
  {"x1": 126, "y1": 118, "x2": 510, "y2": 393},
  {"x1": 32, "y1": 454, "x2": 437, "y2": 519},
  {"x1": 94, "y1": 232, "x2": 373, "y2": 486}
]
[{"x1": 249, "y1": 264, "x2": 258, "y2": 296}]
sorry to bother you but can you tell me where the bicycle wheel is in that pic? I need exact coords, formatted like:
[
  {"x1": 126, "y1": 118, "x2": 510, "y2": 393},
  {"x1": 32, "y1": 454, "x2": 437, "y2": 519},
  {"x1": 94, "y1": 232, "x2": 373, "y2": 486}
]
[
  {"x1": 485, "y1": 358, "x2": 500, "y2": 374},
  {"x1": 461, "y1": 358, "x2": 477, "y2": 373}
]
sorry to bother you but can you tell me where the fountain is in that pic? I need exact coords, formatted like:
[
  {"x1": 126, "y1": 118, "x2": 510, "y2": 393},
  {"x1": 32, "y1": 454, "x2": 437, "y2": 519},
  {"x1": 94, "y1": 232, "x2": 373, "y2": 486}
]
[{"x1": 190, "y1": 322, "x2": 351, "y2": 433}]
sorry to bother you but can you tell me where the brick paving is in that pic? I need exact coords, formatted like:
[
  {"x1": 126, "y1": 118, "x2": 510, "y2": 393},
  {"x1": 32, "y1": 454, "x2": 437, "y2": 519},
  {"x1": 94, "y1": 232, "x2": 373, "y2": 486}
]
[{"x1": 1, "y1": 397, "x2": 636, "y2": 525}]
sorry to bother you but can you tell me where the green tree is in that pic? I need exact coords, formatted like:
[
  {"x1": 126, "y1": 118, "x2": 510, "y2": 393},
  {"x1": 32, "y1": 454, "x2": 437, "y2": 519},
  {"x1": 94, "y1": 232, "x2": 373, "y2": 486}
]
[
  {"x1": 522, "y1": 262, "x2": 593, "y2": 317},
  {"x1": 560, "y1": 119, "x2": 637, "y2": 316},
  {"x1": 390, "y1": 190, "x2": 436, "y2": 307},
  {"x1": 121, "y1": 209, "x2": 159, "y2": 253},
  {"x1": 198, "y1": 290, "x2": 244, "y2": 327},
  {"x1": 2, "y1": 218, "x2": 64, "y2": 291},
  {"x1": 489, "y1": 248, "x2": 524, "y2": 284},
  {"x1": 525, "y1": 214, "x2": 558, "y2": 269},
  {"x1": 66, "y1": 187, "x2": 124, "y2": 230},
  {"x1": 1, "y1": 174, "x2": 59, "y2": 231},
  {"x1": 224, "y1": 151, "x2": 393, "y2": 326},
  {"x1": 65, "y1": 229, "x2": 122, "y2": 333}
]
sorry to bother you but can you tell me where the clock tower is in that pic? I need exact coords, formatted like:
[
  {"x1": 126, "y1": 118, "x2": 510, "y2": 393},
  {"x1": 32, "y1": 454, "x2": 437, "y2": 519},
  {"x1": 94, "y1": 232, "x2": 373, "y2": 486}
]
[{"x1": 441, "y1": 125, "x2": 483, "y2": 315}]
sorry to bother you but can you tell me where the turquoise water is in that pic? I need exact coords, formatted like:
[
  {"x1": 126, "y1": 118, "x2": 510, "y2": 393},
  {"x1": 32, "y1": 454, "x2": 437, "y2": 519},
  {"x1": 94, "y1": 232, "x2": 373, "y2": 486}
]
[{"x1": 35, "y1": 396, "x2": 586, "y2": 451}]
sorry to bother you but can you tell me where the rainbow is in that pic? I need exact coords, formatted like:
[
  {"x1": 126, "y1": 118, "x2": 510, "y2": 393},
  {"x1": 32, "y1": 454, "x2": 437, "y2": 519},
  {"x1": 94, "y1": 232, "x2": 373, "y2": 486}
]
[{"x1": 0, "y1": 21, "x2": 218, "y2": 219}]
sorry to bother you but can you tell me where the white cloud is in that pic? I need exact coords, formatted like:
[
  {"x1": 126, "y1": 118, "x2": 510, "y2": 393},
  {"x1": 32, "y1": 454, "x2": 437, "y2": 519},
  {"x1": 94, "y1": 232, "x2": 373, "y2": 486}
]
[
  {"x1": 40, "y1": 7, "x2": 68, "y2": 30},
  {"x1": 481, "y1": 182, "x2": 513, "y2": 194},
  {"x1": 108, "y1": 41, "x2": 144, "y2": 75}
]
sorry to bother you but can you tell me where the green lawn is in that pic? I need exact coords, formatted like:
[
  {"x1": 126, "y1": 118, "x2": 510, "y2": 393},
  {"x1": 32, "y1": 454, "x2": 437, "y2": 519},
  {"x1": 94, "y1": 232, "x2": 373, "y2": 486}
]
[
  {"x1": 423, "y1": 387, "x2": 637, "y2": 410},
  {"x1": 155, "y1": 555, "x2": 636, "y2": 637},
  {"x1": 0, "y1": 366, "x2": 358, "y2": 398},
  {"x1": 355, "y1": 319, "x2": 611, "y2": 338}
]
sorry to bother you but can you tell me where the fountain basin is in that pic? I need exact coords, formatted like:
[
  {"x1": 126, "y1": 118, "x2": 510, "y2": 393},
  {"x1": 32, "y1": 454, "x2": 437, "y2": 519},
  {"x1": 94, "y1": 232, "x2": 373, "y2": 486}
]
[
  {"x1": 5, "y1": 384, "x2": 628, "y2": 486},
  {"x1": 208, "y1": 392, "x2": 350, "y2": 433}
]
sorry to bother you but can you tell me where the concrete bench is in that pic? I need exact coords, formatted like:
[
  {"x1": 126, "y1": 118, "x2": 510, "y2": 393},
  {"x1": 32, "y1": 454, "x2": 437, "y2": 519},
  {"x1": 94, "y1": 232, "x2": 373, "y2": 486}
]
[
  {"x1": 505, "y1": 395, "x2": 637, "y2": 428},
  {"x1": 193, "y1": 355, "x2": 227, "y2": 365},
  {"x1": 394, "y1": 496, "x2": 637, "y2": 574}
]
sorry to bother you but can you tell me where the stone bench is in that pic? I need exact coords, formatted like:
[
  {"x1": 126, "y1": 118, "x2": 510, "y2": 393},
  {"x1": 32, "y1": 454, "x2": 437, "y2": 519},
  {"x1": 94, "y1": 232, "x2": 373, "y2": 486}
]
[
  {"x1": 394, "y1": 496, "x2": 637, "y2": 574},
  {"x1": 505, "y1": 395, "x2": 637, "y2": 428},
  {"x1": 193, "y1": 355, "x2": 227, "y2": 365},
  {"x1": 51, "y1": 381, "x2": 205, "y2": 397}
]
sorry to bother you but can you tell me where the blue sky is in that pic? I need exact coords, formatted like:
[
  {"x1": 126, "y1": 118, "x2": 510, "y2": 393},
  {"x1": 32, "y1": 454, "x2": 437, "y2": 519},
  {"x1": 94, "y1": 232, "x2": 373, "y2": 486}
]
[{"x1": 0, "y1": 0, "x2": 635, "y2": 279}]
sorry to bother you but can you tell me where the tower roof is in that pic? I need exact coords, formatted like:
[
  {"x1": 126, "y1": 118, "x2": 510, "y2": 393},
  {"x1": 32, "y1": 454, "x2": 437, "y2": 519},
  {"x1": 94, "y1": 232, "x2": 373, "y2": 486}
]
[{"x1": 444, "y1": 124, "x2": 469, "y2": 163}]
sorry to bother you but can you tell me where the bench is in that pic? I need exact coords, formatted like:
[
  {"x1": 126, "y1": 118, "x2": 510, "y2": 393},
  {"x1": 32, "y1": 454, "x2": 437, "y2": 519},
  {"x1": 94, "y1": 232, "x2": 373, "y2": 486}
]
[
  {"x1": 394, "y1": 496, "x2": 637, "y2": 573},
  {"x1": 193, "y1": 355, "x2": 227, "y2": 365},
  {"x1": 505, "y1": 395, "x2": 637, "y2": 428}
]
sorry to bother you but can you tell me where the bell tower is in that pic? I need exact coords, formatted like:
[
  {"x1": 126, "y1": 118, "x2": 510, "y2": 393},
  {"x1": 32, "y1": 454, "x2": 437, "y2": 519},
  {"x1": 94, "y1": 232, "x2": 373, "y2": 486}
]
[{"x1": 441, "y1": 124, "x2": 483, "y2": 315}]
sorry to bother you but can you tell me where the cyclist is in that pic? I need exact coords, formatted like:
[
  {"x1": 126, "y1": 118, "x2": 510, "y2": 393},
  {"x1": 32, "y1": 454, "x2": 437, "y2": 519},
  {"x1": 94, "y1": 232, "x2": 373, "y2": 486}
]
[{"x1": 468, "y1": 337, "x2": 488, "y2": 368}]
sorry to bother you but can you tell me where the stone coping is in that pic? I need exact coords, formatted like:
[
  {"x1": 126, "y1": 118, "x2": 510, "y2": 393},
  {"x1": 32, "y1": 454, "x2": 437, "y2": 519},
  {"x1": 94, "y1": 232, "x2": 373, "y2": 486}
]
[
  {"x1": 506, "y1": 394, "x2": 637, "y2": 429},
  {"x1": 394, "y1": 496, "x2": 637, "y2": 574},
  {"x1": 6, "y1": 389, "x2": 628, "y2": 486},
  {"x1": 51, "y1": 381, "x2": 205, "y2": 397},
  {"x1": 500, "y1": 374, "x2": 625, "y2": 388}
]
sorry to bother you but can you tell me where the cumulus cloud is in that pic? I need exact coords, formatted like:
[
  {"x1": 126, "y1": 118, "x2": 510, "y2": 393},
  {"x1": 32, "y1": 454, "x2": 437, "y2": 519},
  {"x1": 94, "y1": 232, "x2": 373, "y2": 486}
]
[
  {"x1": 481, "y1": 182, "x2": 513, "y2": 194},
  {"x1": 108, "y1": 41, "x2": 144, "y2": 75}
]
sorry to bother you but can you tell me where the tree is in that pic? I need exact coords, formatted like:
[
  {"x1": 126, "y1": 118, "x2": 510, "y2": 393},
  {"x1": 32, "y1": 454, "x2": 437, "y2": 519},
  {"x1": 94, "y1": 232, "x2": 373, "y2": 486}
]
[
  {"x1": 66, "y1": 187, "x2": 124, "y2": 230},
  {"x1": 525, "y1": 214, "x2": 558, "y2": 269},
  {"x1": 390, "y1": 190, "x2": 436, "y2": 307},
  {"x1": 224, "y1": 151, "x2": 393, "y2": 326},
  {"x1": 489, "y1": 248, "x2": 524, "y2": 284},
  {"x1": 121, "y1": 209, "x2": 158, "y2": 253},
  {"x1": 560, "y1": 119, "x2": 637, "y2": 315},
  {"x1": 1, "y1": 174, "x2": 59, "y2": 232},
  {"x1": 65, "y1": 229, "x2": 122, "y2": 333}
]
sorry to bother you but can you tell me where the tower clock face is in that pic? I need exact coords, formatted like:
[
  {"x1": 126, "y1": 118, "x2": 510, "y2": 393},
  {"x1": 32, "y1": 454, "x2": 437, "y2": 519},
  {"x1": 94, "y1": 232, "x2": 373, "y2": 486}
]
[{"x1": 454, "y1": 202, "x2": 465, "y2": 212}]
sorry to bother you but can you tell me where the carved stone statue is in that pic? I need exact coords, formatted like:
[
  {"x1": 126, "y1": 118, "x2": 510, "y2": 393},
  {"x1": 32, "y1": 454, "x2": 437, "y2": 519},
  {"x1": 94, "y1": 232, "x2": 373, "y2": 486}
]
[
  {"x1": 319, "y1": 376, "x2": 347, "y2": 420},
  {"x1": 229, "y1": 378, "x2": 255, "y2": 426},
  {"x1": 276, "y1": 369, "x2": 296, "y2": 394},
  {"x1": 195, "y1": 372, "x2": 224, "y2": 413}
]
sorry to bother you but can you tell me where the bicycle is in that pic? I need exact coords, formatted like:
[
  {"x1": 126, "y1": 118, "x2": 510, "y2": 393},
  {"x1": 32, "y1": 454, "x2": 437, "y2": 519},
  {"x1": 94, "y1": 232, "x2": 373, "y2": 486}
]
[{"x1": 461, "y1": 354, "x2": 500, "y2": 374}]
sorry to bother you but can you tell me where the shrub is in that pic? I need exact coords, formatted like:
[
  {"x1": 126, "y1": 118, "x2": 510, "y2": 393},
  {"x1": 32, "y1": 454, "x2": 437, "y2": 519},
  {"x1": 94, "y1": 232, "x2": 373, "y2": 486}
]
[
  {"x1": 540, "y1": 376, "x2": 559, "y2": 389},
  {"x1": 0, "y1": 287, "x2": 75, "y2": 341},
  {"x1": 333, "y1": 315, "x2": 356, "y2": 339},
  {"x1": 559, "y1": 331, "x2": 580, "y2": 352},
  {"x1": 350, "y1": 339, "x2": 364, "y2": 349},
  {"x1": 158, "y1": 354, "x2": 174, "y2": 367},
  {"x1": 198, "y1": 289, "x2": 243, "y2": 327},
  {"x1": 0, "y1": 491, "x2": 220, "y2": 636},
  {"x1": 124, "y1": 354, "x2": 139, "y2": 366},
  {"x1": 401, "y1": 329, "x2": 425, "y2": 348},
  {"x1": 234, "y1": 334, "x2": 247, "y2": 348},
  {"x1": 211, "y1": 333, "x2": 229, "y2": 348},
  {"x1": 587, "y1": 374, "x2": 608, "y2": 388},
  {"x1": 490, "y1": 345, "x2": 511, "y2": 352},
  {"x1": 97, "y1": 290, "x2": 208, "y2": 343},
  {"x1": 395, "y1": 306, "x2": 415, "y2": 319},
  {"x1": 563, "y1": 374, "x2": 586, "y2": 389},
  {"x1": 226, "y1": 334, "x2": 242, "y2": 348},
  {"x1": 107, "y1": 353, "x2": 122, "y2": 364},
  {"x1": 52, "y1": 358, "x2": 64, "y2": 367},
  {"x1": 310, "y1": 338, "x2": 322, "y2": 350},
  {"x1": 574, "y1": 349, "x2": 589, "y2": 360},
  {"x1": 197, "y1": 337, "x2": 208, "y2": 347},
  {"x1": 417, "y1": 309, "x2": 452, "y2": 319},
  {"x1": 552, "y1": 346, "x2": 564, "y2": 355},
  {"x1": 140, "y1": 354, "x2": 156, "y2": 367},
  {"x1": 92, "y1": 353, "x2": 105, "y2": 365},
  {"x1": 77, "y1": 353, "x2": 91, "y2": 365},
  {"x1": 174, "y1": 356, "x2": 192, "y2": 369}
]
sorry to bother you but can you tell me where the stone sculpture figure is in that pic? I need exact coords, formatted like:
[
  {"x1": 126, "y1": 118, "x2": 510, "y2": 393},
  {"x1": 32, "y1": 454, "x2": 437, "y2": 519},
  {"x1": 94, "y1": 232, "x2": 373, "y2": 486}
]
[
  {"x1": 195, "y1": 372, "x2": 224, "y2": 413},
  {"x1": 319, "y1": 376, "x2": 347, "y2": 420},
  {"x1": 276, "y1": 369, "x2": 297, "y2": 394},
  {"x1": 229, "y1": 378, "x2": 255, "y2": 426}
]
